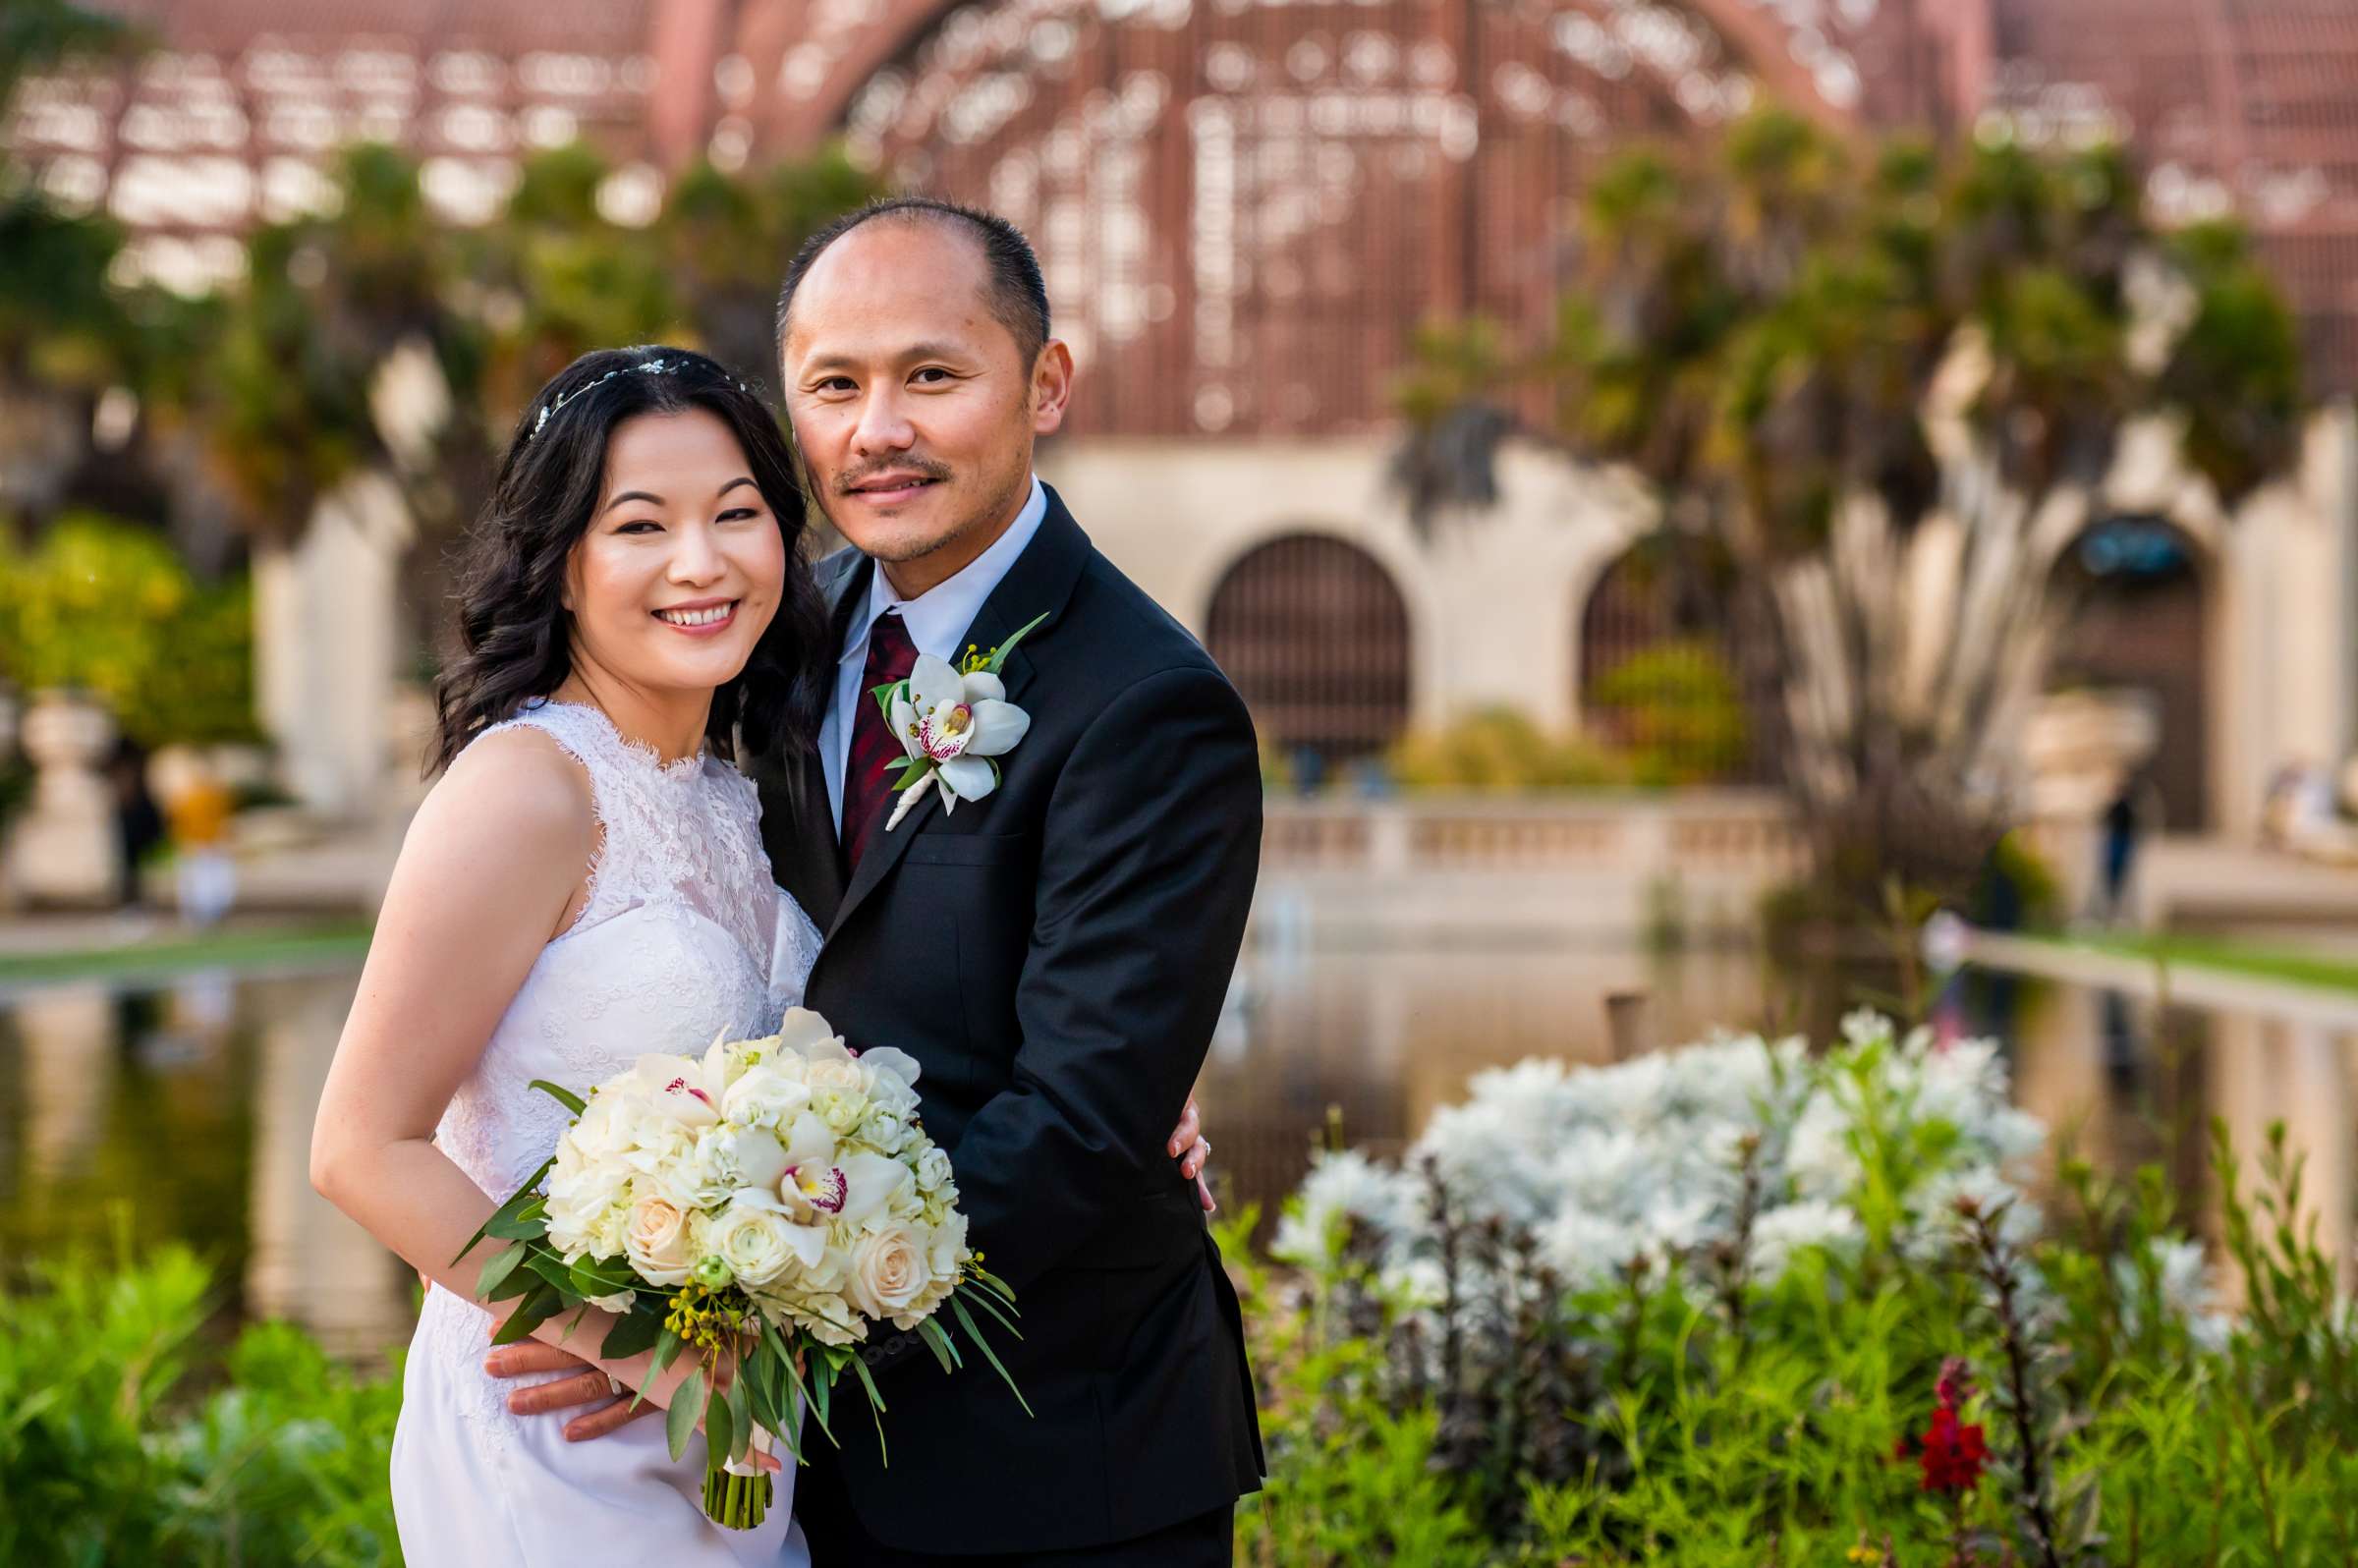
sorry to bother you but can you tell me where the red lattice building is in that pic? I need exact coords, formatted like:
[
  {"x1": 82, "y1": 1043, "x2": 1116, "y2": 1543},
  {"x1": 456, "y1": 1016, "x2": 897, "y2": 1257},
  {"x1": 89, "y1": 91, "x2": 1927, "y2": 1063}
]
[{"x1": 11, "y1": 1, "x2": 2357, "y2": 823}]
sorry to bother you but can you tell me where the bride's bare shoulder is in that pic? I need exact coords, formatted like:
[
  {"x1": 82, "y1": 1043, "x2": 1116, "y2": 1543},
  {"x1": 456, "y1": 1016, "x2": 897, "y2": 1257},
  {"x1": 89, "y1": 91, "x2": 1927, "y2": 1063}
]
[{"x1": 406, "y1": 724, "x2": 595, "y2": 868}]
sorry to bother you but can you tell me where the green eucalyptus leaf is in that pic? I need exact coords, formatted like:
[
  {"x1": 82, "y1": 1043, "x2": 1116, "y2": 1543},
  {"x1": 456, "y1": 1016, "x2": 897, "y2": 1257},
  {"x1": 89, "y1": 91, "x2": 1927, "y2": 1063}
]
[
  {"x1": 601, "y1": 1305, "x2": 660, "y2": 1361},
  {"x1": 667, "y1": 1367, "x2": 704, "y2": 1463},
  {"x1": 703, "y1": 1377, "x2": 733, "y2": 1470}
]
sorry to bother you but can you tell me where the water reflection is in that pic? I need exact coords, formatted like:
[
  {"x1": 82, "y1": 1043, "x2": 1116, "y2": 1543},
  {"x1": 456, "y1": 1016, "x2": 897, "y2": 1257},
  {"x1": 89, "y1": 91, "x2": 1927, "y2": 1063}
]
[
  {"x1": 0, "y1": 969, "x2": 414, "y2": 1357},
  {"x1": 1, "y1": 936, "x2": 2351, "y2": 1353}
]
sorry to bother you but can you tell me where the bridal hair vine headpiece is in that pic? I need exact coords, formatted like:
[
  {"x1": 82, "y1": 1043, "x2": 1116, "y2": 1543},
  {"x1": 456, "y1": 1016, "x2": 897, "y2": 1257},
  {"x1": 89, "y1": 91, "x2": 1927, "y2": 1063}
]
[{"x1": 528, "y1": 358, "x2": 754, "y2": 441}]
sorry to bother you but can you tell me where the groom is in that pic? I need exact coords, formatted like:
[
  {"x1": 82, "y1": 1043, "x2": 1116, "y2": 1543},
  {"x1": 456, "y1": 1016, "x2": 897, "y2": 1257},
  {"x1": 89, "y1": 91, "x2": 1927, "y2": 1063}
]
[
  {"x1": 754, "y1": 196, "x2": 1264, "y2": 1564},
  {"x1": 498, "y1": 198, "x2": 1265, "y2": 1561}
]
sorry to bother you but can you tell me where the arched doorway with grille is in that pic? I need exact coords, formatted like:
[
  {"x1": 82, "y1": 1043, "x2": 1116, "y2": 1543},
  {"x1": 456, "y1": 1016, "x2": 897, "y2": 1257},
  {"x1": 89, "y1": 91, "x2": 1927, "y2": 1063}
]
[
  {"x1": 1205, "y1": 532, "x2": 1413, "y2": 783},
  {"x1": 2047, "y1": 516, "x2": 2213, "y2": 830},
  {"x1": 1575, "y1": 533, "x2": 1776, "y2": 785}
]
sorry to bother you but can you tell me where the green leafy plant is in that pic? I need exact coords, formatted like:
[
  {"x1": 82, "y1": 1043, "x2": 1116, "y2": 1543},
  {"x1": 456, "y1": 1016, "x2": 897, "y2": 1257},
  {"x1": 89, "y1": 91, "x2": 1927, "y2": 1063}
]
[
  {"x1": 0, "y1": 512, "x2": 259, "y2": 746},
  {"x1": 1387, "y1": 706, "x2": 1634, "y2": 791}
]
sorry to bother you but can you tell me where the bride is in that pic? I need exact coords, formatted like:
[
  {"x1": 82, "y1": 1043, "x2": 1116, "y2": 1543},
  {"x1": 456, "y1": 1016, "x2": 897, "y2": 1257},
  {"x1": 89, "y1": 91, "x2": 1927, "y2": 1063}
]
[{"x1": 309, "y1": 347, "x2": 1207, "y2": 1564}]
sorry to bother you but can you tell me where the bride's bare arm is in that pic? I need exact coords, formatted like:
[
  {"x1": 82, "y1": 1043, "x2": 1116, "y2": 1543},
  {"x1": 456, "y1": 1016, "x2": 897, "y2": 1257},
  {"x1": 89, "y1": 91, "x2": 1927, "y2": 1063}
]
[{"x1": 309, "y1": 733, "x2": 688, "y2": 1405}]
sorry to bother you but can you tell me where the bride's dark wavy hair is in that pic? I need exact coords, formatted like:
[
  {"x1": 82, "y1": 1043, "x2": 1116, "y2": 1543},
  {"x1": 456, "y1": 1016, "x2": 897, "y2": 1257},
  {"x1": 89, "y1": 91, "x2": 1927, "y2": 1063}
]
[{"x1": 428, "y1": 346, "x2": 829, "y2": 774}]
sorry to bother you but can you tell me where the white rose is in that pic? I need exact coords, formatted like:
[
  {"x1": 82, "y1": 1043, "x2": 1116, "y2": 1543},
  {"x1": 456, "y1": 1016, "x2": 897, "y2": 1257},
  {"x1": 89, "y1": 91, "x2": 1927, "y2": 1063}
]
[
  {"x1": 843, "y1": 1224, "x2": 930, "y2": 1320},
  {"x1": 913, "y1": 1146, "x2": 955, "y2": 1195},
  {"x1": 859, "y1": 1109, "x2": 917, "y2": 1155},
  {"x1": 723, "y1": 1064, "x2": 814, "y2": 1130},
  {"x1": 864, "y1": 1065, "x2": 922, "y2": 1120},
  {"x1": 710, "y1": 1198, "x2": 824, "y2": 1289},
  {"x1": 814, "y1": 1084, "x2": 870, "y2": 1134},
  {"x1": 801, "y1": 1039, "x2": 869, "y2": 1091},
  {"x1": 625, "y1": 1198, "x2": 695, "y2": 1286}
]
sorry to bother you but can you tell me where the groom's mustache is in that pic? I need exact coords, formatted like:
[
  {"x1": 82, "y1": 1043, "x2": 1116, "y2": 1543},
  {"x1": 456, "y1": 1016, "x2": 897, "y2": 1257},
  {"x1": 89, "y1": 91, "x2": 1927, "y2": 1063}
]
[{"x1": 836, "y1": 458, "x2": 953, "y2": 494}]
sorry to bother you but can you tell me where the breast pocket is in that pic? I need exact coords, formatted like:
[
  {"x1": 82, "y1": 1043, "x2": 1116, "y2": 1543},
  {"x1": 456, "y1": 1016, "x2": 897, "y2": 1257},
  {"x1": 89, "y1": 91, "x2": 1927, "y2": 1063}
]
[{"x1": 894, "y1": 832, "x2": 1035, "y2": 1059}]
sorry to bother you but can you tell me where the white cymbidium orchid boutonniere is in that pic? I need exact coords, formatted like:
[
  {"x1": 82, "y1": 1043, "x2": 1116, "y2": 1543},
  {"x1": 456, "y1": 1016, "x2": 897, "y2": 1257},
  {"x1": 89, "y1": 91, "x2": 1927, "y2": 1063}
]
[{"x1": 874, "y1": 611, "x2": 1047, "y2": 831}]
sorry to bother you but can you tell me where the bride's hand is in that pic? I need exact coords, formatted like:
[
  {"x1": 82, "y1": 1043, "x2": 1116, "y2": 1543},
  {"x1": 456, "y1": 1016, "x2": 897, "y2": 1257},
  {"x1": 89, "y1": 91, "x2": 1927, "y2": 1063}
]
[
  {"x1": 484, "y1": 1341, "x2": 655, "y2": 1441},
  {"x1": 484, "y1": 1341, "x2": 782, "y2": 1471},
  {"x1": 1167, "y1": 1093, "x2": 1216, "y2": 1214}
]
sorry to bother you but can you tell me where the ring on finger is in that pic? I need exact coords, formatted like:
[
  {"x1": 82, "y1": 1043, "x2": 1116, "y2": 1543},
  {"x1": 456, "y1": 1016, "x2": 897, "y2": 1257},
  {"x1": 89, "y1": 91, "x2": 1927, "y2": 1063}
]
[{"x1": 606, "y1": 1372, "x2": 624, "y2": 1399}]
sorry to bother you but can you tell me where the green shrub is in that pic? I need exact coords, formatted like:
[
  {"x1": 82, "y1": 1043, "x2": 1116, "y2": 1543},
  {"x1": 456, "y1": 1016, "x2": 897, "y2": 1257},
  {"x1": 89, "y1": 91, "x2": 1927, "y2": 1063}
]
[
  {"x1": 0, "y1": 513, "x2": 261, "y2": 748},
  {"x1": 1388, "y1": 706, "x2": 1634, "y2": 792},
  {"x1": 1588, "y1": 637, "x2": 1749, "y2": 786},
  {"x1": 0, "y1": 1229, "x2": 400, "y2": 1567}
]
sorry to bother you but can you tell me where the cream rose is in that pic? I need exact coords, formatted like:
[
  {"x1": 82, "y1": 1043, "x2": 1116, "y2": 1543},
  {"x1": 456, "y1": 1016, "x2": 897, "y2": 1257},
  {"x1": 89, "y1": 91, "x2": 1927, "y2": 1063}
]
[
  {"x1": 710, "y1": 1201, "x2": 811, "y2": 1289},
  {"x1": 624, "y1": 1197, "x2": 695, "y2": 1286},
  {"x1": 844, "y1": 1224, "x2": 930, "y2": 1320}
]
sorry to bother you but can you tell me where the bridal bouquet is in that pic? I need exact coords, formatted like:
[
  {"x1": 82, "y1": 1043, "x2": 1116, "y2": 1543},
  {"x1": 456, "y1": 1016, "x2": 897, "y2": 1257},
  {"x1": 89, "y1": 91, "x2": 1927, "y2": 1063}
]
[{"x1": 455, "y1": 1008, "x2": 1023, "y2": 1529}]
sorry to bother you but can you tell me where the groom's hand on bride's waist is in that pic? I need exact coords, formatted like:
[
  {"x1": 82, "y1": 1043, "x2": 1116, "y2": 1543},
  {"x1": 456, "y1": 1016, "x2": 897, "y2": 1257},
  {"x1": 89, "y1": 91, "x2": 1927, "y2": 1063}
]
[{"x1": 482, "y1": 1342, "x2": 655, "y2": 1442}]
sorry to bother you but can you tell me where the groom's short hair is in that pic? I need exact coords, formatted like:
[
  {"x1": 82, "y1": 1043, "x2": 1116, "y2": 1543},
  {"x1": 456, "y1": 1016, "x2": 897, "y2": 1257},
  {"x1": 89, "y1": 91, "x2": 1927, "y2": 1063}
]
[{"x1": 775, "y1": 196, "x2": 1051, "y2": 367}]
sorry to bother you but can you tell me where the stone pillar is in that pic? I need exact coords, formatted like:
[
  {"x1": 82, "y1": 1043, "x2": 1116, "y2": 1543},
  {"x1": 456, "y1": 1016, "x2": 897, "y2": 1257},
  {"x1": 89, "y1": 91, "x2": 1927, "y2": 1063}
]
[
  {"x1": 4, "y1": 690, "x2": 121, "y2": 907},
  {"x1": 253, "y1": 472, "x2": 415, "y2": 817}
]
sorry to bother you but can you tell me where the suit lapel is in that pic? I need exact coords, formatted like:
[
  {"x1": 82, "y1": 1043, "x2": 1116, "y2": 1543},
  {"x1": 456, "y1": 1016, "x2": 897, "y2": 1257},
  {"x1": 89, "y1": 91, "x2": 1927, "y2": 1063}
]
[{"x1": 823, "y1": 488, "x2": 1091, "y2": 943}]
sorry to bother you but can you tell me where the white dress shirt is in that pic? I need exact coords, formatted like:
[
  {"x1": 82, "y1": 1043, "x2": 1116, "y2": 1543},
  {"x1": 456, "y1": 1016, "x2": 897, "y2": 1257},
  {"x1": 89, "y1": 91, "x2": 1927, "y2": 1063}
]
[{"x1": 818, "y1": 475, "x2": 1048, "y2": 833}]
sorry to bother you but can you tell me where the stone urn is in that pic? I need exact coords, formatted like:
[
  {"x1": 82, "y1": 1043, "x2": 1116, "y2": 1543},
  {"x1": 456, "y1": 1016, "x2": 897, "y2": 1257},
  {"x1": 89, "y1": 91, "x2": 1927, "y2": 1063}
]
[{"x1": 4, "y1": 690, "x2": 123, "y2": 907}]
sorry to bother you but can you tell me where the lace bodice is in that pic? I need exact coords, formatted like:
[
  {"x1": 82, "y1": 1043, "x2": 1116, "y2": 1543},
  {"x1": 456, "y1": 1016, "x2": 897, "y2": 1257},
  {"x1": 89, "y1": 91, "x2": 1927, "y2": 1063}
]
[{"x1": 420, "y1": 700, "x2": 820, "y2": 1443}]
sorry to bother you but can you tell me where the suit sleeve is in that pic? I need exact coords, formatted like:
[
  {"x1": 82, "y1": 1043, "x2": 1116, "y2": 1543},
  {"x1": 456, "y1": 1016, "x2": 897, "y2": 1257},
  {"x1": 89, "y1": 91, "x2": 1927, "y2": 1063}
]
[{"x1": 951, "y1": 662, "x2": 1261, "y2": 1288}]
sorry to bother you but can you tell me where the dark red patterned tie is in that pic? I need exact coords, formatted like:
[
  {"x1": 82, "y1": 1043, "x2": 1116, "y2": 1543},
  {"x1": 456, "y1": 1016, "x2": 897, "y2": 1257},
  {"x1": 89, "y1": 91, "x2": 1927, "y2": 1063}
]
[{"x1": 840, "y1": 609, "x2": 920, "y2": 873}]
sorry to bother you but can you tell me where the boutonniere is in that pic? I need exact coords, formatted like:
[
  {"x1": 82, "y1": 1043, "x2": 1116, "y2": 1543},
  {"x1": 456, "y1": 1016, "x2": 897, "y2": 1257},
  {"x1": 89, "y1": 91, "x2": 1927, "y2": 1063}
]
[{"x1": 875, "y1": 612, "x2": 1048, "y2": 830}]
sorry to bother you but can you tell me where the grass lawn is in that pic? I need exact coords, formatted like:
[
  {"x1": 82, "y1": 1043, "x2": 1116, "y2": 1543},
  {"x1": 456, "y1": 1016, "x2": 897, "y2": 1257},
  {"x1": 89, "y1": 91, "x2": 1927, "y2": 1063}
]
[
  {"x1": 2050, "y1": 928, "x2": 2358, "y2": 999},
  {"x1": 0, "y1": 918, "x2": 374, "y2": 987}
]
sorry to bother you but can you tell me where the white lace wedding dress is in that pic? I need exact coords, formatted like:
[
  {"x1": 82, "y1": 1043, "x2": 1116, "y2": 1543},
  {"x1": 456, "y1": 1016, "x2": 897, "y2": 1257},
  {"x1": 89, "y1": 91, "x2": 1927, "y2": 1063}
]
[{"x1": 389, "y1": 700, "x2": 820, "y2": 1567}]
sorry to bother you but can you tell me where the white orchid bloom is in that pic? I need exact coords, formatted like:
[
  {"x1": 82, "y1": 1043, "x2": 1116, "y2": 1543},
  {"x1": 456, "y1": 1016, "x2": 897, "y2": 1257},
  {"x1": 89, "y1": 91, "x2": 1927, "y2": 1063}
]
[
  {"x1": 776, "y1": 1109, "x2": 839, "y2": 1175},
  {"x1": 882, "y1": 652, "x2": 1033, "y2": 829},
  {"x1": 772, "y1": 1008, "x2": 843, "y2": 1056},
  {"x1": 632, "y1": 1034, "x2": 732, "y2": 1128},
  {"x1": 834, "y1": 1150, "x2": 918, "y2": 1227}
]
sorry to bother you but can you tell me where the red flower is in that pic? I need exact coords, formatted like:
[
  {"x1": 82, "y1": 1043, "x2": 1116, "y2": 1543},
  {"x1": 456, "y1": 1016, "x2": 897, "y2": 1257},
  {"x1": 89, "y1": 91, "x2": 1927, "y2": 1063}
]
[{"x1": 1917, "y1": 1406, "x2": 1990, "y2": 1493}]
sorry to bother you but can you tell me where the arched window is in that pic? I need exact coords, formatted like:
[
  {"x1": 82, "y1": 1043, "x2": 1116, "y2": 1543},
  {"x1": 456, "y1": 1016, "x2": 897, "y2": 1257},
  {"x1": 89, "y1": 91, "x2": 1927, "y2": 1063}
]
[
  {"x1": 1577, "y1": 535, "x2": 1772, "y2": 785},
  {"x1": 2049, "y1": 516, "x2": 2210, "y2": 829},
  {"x1": 1206, "y1": 534, "x2": 1412, "y2": 774}
]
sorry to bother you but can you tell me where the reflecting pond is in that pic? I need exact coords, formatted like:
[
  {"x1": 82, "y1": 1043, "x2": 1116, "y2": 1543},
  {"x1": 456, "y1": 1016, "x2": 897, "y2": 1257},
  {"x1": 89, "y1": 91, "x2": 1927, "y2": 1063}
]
[{"x1": 3, "y1": 932, "x2": 2353, "y2": 1356}]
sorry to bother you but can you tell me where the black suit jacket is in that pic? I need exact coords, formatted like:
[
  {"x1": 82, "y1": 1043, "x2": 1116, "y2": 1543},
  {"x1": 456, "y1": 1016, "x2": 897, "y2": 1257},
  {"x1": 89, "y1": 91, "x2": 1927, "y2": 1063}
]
[{"x1": 747, "y1": 488, "x2": 1265, "y2": 1555}]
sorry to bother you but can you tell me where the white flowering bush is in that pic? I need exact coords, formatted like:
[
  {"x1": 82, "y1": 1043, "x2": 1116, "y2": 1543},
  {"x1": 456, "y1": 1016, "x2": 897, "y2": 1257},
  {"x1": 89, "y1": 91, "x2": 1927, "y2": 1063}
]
[
  {"x1": 458, "y1": 1007, "x2": 1019, "y2": 1530},
  {"x1": 1275, "y1": 1010, "x2": 2057, "y2": 1301},
  {"x1": 1233, "y1": 1010, "x2": 2332, "y2": 1565}
]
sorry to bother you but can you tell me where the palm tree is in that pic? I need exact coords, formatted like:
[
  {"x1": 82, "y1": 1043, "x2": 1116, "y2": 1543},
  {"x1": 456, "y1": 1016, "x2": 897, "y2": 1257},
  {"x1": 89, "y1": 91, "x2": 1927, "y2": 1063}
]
[{"x1": 1395, "y1": 111, "x2": 2303, "y2": 917}]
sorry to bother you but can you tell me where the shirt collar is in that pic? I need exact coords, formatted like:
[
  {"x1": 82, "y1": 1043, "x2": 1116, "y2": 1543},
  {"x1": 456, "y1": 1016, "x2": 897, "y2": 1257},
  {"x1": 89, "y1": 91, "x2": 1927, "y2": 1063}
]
[{"x1": 845, "y1": 475, "x2": 1047, "y2": 664}]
